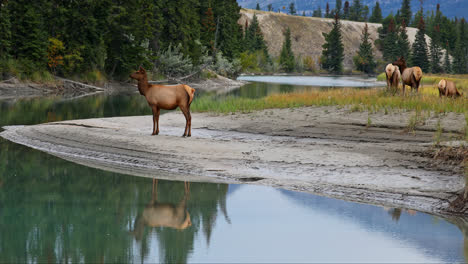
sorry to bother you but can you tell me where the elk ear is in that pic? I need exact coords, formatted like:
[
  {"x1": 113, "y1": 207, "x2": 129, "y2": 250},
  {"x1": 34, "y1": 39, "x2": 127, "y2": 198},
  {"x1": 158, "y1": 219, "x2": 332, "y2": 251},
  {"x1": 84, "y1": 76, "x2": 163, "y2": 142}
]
[{"x1": 139, "y1": 66, "x2": 146, "y2": 73}]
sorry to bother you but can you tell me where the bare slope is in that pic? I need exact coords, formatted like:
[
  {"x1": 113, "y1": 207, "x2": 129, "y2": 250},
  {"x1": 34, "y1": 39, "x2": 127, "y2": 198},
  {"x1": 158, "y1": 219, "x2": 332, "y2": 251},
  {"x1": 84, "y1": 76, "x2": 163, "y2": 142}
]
[{"x1": 239, "y1": 9, "x2": 428, "y2": 70}]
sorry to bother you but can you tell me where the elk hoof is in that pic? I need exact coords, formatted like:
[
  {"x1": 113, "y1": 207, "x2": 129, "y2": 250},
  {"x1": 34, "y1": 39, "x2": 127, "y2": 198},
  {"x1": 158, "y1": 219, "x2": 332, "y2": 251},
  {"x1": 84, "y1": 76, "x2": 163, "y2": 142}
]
[{"x1": 187, "y1": 134, "x2": 191, "y2": 137}]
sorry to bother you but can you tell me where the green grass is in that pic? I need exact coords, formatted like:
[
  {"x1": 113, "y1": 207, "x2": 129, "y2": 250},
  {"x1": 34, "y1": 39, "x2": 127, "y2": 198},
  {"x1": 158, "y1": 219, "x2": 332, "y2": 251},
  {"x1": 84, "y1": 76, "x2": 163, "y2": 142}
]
[{"x1": 191, "y1": 88, "x2": 468, "y2": 114}]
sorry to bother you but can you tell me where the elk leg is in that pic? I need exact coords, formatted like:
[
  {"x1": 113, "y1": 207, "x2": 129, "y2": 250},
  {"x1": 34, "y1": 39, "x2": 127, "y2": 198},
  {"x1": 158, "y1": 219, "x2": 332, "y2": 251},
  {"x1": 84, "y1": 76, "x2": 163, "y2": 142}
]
[
  {"x1": 180, "y1": 105, "x2": 191, "y2": 137},
  {"x1": 151, "y1": 106, "x2": 160, "y2": 135}
]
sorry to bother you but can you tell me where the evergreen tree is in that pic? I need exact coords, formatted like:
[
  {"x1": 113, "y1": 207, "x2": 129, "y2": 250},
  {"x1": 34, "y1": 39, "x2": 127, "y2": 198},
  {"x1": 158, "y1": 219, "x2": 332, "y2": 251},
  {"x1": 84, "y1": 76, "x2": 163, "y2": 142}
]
[
  {"x1": 397, "y1": 20, "x2": 411, "y2": 61},
  {"x1": 453, "y1": 19, "x2": 467, "y2": 73},
  {"x1": 443, "y1": 42, "x2": 451, "y2": 73},
  {"x1": 349, "y1": 0, "x2": 362, "y2": 21},
  {"x1": 411, "y1": 9, "x2": 423, "y2": 27},
  {"x1": 412, "y1": 16, "x2": 430, "y2": 72},
  {"x1": 335, "y1": 0, "x2": 342, "y2": 16},
  {"x1": 15, "y1": 6, "x2": 47, "y2": 67},
  {"x1": 326, "y1": 3, "x2": 330, "y2": 18},
  {"x1": 302, "y1": 11, "x2": 306, "y2": 16},
  {"x1": 280, "y1": 28, "x2": 295, "y2": 72},
  {"x1": 256, "y1": 3, "x2": 260, "y2": 10},
  {"x1": 201, "y1": 7, "x2": 216, "y2": 54},
  {"x1": 244, "y1": 14, "x2": 267, "y2": 53},
  {"x1": 0, "y1": 1, "x2": 12, "y2": 60},
  {"x1": 382, "y1": 17, "x2": 399, "y2": 61},
  {"x1": 289, "y1": 2, "x2": 296, "y2": 15},
  {"x1": 313, "y1": 7, "x2": 322, "y2": 18},
  {"x1": 321, "y1": 15, "x2": 344, "y2": 73},
  {"x1": 362, "y1": 5, "x2": 369, "y2": 21},
  {"x1": 343, "y1": 1, "x2": 350, "y2": 19},
  {"x1": 400, "y1": 0, "x2": 412, "y2": 26},
  {"x1": 369, "y1": 2, "x2": 382, "y2": 23},
  {"x1": 354, "y1": 23, "x2": 376, "y2": 73},
  {"x1": 267, "y1": 4, "x2": 273, "y2": 11},
  {"x1": 430, "y1": 25, "x2": 443, "y2": 73}
]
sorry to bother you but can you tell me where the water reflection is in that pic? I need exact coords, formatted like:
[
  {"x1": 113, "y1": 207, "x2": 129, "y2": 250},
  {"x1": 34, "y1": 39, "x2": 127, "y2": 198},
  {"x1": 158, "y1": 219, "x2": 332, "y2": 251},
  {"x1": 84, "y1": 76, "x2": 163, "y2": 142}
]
[
  {"x1": 0, "y1": 137, "x2": 467, "y2": 263},
  {"x1": 237, "y1": 75, "x2": 385, "y2": 87},
  {"x1": 132, "y1": 180, "x2": 192, "y2": 240}
]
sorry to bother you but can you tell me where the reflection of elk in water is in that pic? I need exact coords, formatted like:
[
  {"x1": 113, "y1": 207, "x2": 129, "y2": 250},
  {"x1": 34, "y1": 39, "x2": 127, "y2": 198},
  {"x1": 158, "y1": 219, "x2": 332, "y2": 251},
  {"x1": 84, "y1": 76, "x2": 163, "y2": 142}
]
[{"x1": 132, "y1": 180, "x2": 192, "y2": 240}]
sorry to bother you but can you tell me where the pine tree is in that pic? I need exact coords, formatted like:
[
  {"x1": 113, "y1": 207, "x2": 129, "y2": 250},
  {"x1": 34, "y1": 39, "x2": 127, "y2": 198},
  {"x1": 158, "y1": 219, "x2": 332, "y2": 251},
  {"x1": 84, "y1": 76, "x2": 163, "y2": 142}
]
[
  {"x1": 321, "y1": 15, "x2": 344, "y2": 73},
  {"x1": 302, "y1": 11, "x2": 306, "y2": 16},
  {"x1": 430, "y1": 25, "x2": 443, "y2": 73},
  {"x1": 280, "y1": 28, "x2": 295, "y2": 72},
  {"x1": 349, "y1": 0, "x2": 362, "y2": 21},
  {"x1": 400, "y1": 0, "x2": 412, "y2": 26},
  {"x1": 0, "y1": 1, "x2": 12, "y2": 60},
  {"x1": 244, "y1": 14, "x2": 267, "y2": 53},
  {"x1": 201, "y1": 7, "x2": 216, "y2": 54},
  {"x1": 362, "y1": 5, "x2": 369, "y2": 21},
  {"x1": 289, "y1": 2, "x2": 296, "y2": 15},
  {"x1": 453, "y1": 19, "x2": 467, "y2": 73},
  {"x1": 256, "y1": 3, "x2": 260, "y2": 10},
  {"x1": 412, "y1": 16, "x2": 430, "y2": 72},
  {"x1": 267, "y1": 4, "x2": 273, "y2": 11},
  {"x1": 326, "y1": 3, "x2": 330, "y2": 18},
  {"x1": 15, "y1": 6, "x2": 47, "y2": 67},
  {"x1": 397, "y1": 20, "x2": 411, "y2": 61},
  {"x1": 313, "y1": 7, "x2": 322, "y2": 18},
  {"x1": 382, "y1": 17, "x2": 399, "y2": 61},
  {"x1": 354, "y1": 23, "x2": 376, "y2": 73},
  {"x1": 335, "y1": 0, "x2": 342, "y2": 17},
  {"x1": 343, "y1": 1, "x2": 350, "y2": 19},
  {"x1": 369, "y1": 2, "x2": 382, "y2": 23},
  {"x1": 443, "y1": 42, "x2": 451, "y2": 73}
]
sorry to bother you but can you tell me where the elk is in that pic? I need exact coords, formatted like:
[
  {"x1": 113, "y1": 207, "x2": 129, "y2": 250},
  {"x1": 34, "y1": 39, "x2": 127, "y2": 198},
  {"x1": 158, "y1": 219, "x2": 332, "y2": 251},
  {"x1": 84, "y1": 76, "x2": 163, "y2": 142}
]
[
  {"x1": 438, "y1": 79, "x2": 462, "y2": 97},
  {"x1": 130, "y1": 67, "x2": 195, "y2": 137},
  {"x1": 385, "y1": 63, "x2": 401, "y2": 91},
  {"x1": 131, "y1": 180, "x2": 192, "y2": 241},
  {"x1": 392, "y1": 57, "x2": 423, "y2": 93}
]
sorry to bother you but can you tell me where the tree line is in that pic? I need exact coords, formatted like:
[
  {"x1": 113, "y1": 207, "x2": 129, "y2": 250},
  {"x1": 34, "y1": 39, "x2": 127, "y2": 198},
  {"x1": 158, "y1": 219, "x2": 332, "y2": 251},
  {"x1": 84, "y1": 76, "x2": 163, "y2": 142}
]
[{"x1": 0, "y1": 0, "x2": 244, "y2": 80}]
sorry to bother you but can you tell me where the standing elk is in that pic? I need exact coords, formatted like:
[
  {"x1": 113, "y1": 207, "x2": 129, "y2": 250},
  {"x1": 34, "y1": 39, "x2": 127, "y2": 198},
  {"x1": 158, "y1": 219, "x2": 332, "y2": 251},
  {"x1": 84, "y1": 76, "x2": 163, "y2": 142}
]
[
  {"x1": 392, "y1": 57, "x2": 423, "y2": 93},
  {"x1": 130, "y1": 67, "x2": 195, "y2": 137}
]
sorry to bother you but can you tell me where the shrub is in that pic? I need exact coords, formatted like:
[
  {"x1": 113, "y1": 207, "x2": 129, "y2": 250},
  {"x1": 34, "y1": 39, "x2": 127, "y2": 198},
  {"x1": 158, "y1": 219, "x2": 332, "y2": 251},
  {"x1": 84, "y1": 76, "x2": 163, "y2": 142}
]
[{"x1": 155, "y1": 44, "x2": 193, "y2": 78}]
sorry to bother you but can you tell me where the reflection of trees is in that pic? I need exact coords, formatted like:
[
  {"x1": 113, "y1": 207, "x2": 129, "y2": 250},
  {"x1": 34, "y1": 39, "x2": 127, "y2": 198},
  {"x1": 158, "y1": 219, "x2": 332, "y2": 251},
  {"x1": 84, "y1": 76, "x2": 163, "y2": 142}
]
[
  {"x1": 0, "y1": 93, "x2": 150, "y2": 127},
  {"x1": 0, "y1": 139, "x2": 230, "y2": 263}
]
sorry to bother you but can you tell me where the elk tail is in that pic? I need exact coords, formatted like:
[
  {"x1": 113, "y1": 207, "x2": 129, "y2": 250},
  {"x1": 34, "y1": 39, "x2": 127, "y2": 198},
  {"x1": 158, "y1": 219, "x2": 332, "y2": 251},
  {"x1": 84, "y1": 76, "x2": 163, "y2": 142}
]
[
  {"x1": 183, "y1": 85, "x2": 195, "y2": 105},
  {"x1": 413, "y1": 67, "x2": 423, "y2": 82}
]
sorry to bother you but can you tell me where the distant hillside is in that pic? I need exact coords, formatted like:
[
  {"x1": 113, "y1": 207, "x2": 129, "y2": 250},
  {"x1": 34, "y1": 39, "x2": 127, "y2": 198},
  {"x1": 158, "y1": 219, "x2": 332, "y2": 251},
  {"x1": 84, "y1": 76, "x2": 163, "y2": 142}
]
[
  {"x1": 237, "y1": 0, "x2": 467, "y2": 19},
  {"x1": 239, "y1": 9, "x2": 434, "y2": 70}
]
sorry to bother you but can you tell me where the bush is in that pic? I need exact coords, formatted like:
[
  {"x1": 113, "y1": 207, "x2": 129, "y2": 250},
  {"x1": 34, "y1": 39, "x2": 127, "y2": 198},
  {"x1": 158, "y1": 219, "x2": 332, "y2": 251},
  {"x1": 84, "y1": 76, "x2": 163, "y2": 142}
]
[
  {"x1": 303, "y1": 56, "x2": 317, "y2": 73},
  {"x1": 211, "y1": 52, "x2": 241, "y2": 77},
  {"x1": 155, "y1": 44, "x2": 193, "y2": 78}
]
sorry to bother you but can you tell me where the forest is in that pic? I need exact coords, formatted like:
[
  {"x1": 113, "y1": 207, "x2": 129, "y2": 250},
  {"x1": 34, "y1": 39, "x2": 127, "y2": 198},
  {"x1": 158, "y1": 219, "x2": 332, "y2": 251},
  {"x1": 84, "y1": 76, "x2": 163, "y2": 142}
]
[{"x1": 0, "y1": 0, "x2": 468, "y2": 82}]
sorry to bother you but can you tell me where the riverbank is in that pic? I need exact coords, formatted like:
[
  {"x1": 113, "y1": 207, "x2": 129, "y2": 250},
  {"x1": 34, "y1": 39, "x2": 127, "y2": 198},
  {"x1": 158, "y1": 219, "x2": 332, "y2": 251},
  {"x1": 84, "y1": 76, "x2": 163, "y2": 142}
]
[
  {"x1": 2, "y1": 105, "x2": 467, "y2": 216},
  {"x1": 0, "y1": 73, "x2": 246, "y2": 101}
]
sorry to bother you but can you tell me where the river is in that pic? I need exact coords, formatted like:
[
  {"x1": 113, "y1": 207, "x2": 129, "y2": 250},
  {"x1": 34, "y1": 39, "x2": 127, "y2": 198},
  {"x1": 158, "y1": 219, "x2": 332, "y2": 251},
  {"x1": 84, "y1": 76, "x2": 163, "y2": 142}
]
[{"x1": 0, "y1": 76, "x2": 466, "y2": 263}]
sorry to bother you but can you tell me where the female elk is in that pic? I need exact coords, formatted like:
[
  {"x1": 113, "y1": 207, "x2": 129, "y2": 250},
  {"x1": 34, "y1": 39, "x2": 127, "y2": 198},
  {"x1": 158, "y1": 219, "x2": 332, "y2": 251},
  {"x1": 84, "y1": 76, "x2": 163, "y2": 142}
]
[
  {"x1": 392, "y1": 57, "x2": 423, "y2": 93},
  {"x1": 130, "y1": 67, "x2": 195, "y2": 137}
]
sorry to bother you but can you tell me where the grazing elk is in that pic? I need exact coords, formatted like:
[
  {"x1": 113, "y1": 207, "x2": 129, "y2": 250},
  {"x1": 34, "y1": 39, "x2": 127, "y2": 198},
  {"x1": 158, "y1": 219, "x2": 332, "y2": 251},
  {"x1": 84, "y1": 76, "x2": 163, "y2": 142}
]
[
  {"x1": 438, "y1": 79, "x2": 462, "y2": 97},
  {"x1": 130, "y1": 67, "x2": 195, "y2": 137},
  {"x1": 392, "y1": 57, "x2": 423, "y2": 93}
]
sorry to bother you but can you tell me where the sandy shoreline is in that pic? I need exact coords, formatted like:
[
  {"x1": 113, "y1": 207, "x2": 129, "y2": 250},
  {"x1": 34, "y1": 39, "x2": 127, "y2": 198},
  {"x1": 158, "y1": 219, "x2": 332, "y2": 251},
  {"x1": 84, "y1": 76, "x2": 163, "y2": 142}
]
[{"x1": 2, "y1": 106, "x2": 467, "y2": 216}]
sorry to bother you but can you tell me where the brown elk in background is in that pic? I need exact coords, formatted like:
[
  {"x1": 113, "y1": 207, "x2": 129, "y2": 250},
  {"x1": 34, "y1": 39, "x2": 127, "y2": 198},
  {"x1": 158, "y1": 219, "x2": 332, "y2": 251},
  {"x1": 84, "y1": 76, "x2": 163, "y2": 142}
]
[
  {"x1": 385, "y1": 63, "x2": 401, "y2": 91},
  {"x1": 438, "y1": 79, "x2": 462, "y2": 97},
  {"x1": 392, "y1": 57, "x2": 423, "y2": 93},
  {"x1": 130, "y1": 67, "x2": 195, "y2": 137}
]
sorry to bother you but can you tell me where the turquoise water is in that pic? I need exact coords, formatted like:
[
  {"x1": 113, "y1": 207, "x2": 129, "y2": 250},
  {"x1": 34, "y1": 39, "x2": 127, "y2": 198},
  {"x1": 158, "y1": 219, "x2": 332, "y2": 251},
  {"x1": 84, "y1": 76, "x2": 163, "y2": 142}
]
[{"x1": 0, "y1": 77, "x2": 466, "y2": 263}]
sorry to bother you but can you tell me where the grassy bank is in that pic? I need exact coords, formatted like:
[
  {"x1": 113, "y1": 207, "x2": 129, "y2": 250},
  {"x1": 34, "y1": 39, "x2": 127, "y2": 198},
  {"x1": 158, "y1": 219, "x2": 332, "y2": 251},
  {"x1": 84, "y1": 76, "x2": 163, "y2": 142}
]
[
  {"x1": 377, "y1": 73, "x2": 468, "y2": 94},
  {"x1": 192, "y1": 88, "x2": 468, "y2": 114}
]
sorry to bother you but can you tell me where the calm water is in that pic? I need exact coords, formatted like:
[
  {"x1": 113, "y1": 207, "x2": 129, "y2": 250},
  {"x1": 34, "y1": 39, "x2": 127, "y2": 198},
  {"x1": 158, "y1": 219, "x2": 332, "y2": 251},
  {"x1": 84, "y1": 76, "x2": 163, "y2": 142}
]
[{"x1": 0, "y1": 76, "x2": 466, "y2": 263}]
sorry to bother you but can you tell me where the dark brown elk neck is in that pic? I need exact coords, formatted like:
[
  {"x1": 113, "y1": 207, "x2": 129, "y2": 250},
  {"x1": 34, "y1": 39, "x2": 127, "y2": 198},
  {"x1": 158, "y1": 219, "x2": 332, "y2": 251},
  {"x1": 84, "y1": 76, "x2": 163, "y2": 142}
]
[
  {"x1": 399, "y1": 64, "x2": 407, "y2": 73},
  {"x1": 137, "y1": 76, "x2": 150, "y2": 96}
]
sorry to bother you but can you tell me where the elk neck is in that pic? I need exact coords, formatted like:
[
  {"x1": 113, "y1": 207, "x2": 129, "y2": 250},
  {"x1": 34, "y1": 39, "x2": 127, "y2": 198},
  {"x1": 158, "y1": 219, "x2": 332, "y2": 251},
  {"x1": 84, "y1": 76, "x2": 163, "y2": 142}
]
[{"x1": 137, "y1": 76, "x2": 150, "y2": 96}]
